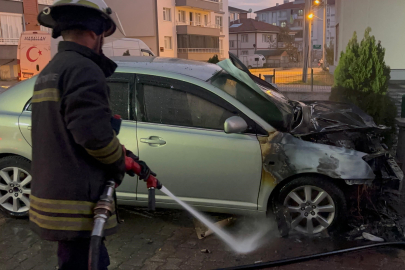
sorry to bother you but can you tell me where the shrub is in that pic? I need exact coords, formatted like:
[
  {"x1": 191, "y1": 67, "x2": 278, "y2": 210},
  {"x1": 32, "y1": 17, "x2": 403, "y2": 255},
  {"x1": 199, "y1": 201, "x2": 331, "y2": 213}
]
[
  {"x1": 330, "y1": 27, "x2": 396, "y2": 145},
  {"x1": 208, "y1": 54, "x2": 220, "y2": 64}
]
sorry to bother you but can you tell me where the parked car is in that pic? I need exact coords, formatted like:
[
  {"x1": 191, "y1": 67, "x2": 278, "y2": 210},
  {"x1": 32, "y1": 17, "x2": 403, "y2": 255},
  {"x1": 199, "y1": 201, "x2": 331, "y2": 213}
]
[{"x1": 0, "y1": 55, "x2": 402, "y2": 235}]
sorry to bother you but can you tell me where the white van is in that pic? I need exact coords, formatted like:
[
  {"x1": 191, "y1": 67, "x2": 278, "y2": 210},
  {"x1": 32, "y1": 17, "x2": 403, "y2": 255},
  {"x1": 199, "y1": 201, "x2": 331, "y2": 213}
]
[
  {"x1": 18, "y1": 31, "x2": 52, "y2": 81},
  {"x1": 103, "y1": 38, "x2": 155, "y2": 57},
  {"x1": 240, "y1": 54, "x2": 266, "y2": 69}
]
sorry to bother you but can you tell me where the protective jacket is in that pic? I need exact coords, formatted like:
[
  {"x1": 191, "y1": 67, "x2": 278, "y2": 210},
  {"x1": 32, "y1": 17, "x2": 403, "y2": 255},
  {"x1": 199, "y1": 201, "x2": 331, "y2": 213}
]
[{"x1": 30, "y1": 41, "x2": 125, "y2": 241}]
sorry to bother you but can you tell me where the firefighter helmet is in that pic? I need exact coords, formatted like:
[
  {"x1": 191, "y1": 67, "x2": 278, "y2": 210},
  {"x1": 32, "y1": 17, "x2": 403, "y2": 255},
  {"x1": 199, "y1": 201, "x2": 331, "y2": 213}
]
[{"x1": 38, "y1": 0, "x2": 116, "y2": 37}]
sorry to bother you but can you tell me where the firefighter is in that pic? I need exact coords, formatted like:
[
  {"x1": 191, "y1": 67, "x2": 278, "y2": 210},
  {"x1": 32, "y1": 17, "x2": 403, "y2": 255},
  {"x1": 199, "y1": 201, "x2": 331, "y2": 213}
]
[{"x1": 31, "y1": 1, "x2": 152, "y2": 269}]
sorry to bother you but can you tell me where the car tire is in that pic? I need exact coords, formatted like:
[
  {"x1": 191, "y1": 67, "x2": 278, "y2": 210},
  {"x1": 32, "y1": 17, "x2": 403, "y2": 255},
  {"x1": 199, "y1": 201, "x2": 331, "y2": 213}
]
[
  {"x1": 274, "y1": 176, "x2": 346, "y2": 235},
  {"x1": 0, "y1": 156, "x2": 32, "y2": 217}
]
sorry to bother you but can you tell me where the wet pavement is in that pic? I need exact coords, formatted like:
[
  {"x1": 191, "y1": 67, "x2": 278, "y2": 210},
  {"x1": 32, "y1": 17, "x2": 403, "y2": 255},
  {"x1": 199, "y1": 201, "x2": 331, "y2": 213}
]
[{"x1": 1, "y1": 206, "x2": 405, "y2": 270}]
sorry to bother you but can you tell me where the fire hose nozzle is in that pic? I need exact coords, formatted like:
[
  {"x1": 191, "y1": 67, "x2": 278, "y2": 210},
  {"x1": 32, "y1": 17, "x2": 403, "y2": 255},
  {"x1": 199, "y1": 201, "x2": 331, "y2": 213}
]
[{"x1": 148, "y1": 179, "x2": 162, "y2": 211}]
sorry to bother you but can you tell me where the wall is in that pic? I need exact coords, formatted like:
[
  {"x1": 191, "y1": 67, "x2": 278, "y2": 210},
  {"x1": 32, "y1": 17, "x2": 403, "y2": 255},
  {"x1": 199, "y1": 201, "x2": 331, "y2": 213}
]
[
  {"x1": 105, "y1": 0, "x2": 157, "y2": 38},
  {"x1": 335, "y1": 0, "x2": 405, "y2": 77},
  {"x1": 157, "y1": 0, "x2": 176, "y2": 58}
]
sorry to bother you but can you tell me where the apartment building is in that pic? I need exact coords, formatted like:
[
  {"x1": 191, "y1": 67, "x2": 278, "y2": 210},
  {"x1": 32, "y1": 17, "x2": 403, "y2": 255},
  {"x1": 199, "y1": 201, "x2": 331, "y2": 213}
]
[
  {"x1": 106, "y1": 0, "x2": 229, "y2": 61},
  {"x1": 0, "y1": 0, "x2": 52, "y2": 79},
  {"x1": 228, "y1": 6, "x2": 248, "y2": 23},
  {"x1": 256, "y1": 0, "x2": 336, "y2": 61}
]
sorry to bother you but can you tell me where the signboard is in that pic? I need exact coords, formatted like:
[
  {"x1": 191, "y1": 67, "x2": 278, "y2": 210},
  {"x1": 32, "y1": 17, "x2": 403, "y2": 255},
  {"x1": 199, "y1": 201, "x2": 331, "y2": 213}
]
[{"x1": 313, "y1": 45, "x2": 322, "y2": 49}]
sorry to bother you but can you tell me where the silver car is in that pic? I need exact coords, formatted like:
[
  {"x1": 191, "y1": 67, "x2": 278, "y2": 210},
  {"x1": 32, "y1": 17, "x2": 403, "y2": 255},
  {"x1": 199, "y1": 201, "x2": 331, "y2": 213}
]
[{"x1": 0, "y1": 55, "x2": 402, "y2": 235}]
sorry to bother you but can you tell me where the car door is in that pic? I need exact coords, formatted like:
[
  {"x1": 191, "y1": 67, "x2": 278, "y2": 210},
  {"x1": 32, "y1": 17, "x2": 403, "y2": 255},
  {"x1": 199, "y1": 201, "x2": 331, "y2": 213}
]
[
  {"x1": 18, "y1": 72, "x2": 139, "y2": 200},
  {"x1": 135, "y1": 74, "x2": 262, "y2": 211}
]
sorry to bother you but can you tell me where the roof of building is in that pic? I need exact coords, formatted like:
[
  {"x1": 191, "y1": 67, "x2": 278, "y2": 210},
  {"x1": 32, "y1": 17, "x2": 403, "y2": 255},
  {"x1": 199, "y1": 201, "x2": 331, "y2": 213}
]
[
  {"x1": 229, "y1": 19, "x2": 280, "y2": 33},
  {"x1": 256, "y1": 50, "x2": 287, "y2": 57},
  {"x1": 256, "y1": 1, "x2": 305, "y2": 13},
  {"x1": 229, "y1": 6, "x2": 249, "y2": 13},
  {"x1": 110, "y1": 56, "x2": 222, "y2": 81}
]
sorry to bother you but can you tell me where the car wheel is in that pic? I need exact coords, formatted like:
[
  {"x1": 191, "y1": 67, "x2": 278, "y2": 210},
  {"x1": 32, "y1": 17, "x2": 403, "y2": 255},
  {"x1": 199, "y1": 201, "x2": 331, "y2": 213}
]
[
  {"x1": 276, "y1": 176, "x2": 346, "y2": 235},
  {"x1": 0, "y1": 156, "x2": 32, "y2": 217}
]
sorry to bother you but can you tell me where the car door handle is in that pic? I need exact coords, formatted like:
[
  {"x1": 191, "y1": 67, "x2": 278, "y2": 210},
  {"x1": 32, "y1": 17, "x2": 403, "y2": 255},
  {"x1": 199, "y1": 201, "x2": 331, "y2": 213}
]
[
  {"x1": 27, "y1": 126, "x2": 32, "y2": 131},
  {"x1": 140, "y1": 136, "x2": 166, "y2": 146}
]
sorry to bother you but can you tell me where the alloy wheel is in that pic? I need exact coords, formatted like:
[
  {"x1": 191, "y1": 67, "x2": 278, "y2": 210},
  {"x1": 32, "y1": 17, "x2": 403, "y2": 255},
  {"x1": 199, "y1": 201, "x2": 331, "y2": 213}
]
[
  {"x1": 283, "y1": 185, "x2": 335, "y2": 234},
  {"x1": 0, "y1": 167, "x2": 31, "y2": 213}
]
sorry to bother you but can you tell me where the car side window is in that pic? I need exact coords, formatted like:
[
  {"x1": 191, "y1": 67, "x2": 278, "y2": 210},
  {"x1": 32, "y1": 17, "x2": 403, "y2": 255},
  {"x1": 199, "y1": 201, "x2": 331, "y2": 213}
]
[
  {"x1": 107, "y1": 80, "x2": 131, "y2": 120},
  {"x1": 136, "y1": 83, "x2": 235, "y2": 130}
]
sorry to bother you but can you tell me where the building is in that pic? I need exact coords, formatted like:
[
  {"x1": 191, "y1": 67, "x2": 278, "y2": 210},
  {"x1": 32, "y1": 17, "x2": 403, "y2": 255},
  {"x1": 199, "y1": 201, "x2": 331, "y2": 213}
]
[
  {"x1": 333, "y1": 0, "x2": 404, "y2": 81},
  {"x1": 255, "y1": 0, "x2": 336, "y2": 62},
  {"x1": 229, "y1": 17, "x2": 287, "y2": 67},
  {"x1": 0, "y1": 0, "x2": 53, "y2": 80},
  {"x1": 228, "y1": 6, "x2": 248, "y2": 23},
  {"x1": 105, "y1": 0, "x2": 229, "y2": 62}
]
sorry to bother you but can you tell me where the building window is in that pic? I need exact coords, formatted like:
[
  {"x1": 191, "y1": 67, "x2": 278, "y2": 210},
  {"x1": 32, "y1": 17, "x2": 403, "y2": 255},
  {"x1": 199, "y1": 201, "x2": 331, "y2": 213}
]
[
  {"x1": 273, "y1": 23, "x2": 277, "y2": 26},
  {"x1": 241, "y1": 34, "x2": 248, "y2": 43},
  {"x1": 164, "y1": 36, "x2": 172, "y2": 50},
  {"x1": 178, "y1": 10, "x2": 186, "y2": 23},
  {"x1": 281, "y1": 21, "x2": 286, "y2": 28},
  {"x1": 204, "y1": 15, "x2": 209, "y2": 26},
  {"x1": 230, "y1": 40, "x2": 235, "y2": 48},
  {"x1": 298, "y1": 9, "x2": 303, "y2": 16},
  {"x1": 241, "y1": 51, "x2": 248, "y2": 55},
  {"x1": 236, "y1": 14, "x2": 240, "y2": 20},
  {"x1": 196, "y1": 13, "x2": 202, "y2": 26},
  {"x1": 262, "y1": 34, "x2": 269, "y2": 43},
  {"x1": 230, "y1": 13, "x2": 235, "y2": 21},
  {"x1": 281, "y1": 11, "x2": 286, "y2": 17},
  {"x1": 215, "y1": 16, "x2": 223, "y2": 27},
  {"x1": 0, "y1": 13, "x2": 24, "y2": 45},
  {"x1": 261, "y1": 13, "x2": 267, "y2": 21},
  {"x1": 163, "y1": 8, "x2": 171, "y2": 21},
  {"x1": 327, "y1": 18, "x2": 330, "y2": 28}
]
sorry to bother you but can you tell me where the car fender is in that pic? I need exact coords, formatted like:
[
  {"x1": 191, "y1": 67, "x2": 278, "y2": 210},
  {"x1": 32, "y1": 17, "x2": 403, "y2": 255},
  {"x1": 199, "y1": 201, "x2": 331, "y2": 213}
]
[{"x1": 257, "y1": 132, "x2": 375, "y2": 212}]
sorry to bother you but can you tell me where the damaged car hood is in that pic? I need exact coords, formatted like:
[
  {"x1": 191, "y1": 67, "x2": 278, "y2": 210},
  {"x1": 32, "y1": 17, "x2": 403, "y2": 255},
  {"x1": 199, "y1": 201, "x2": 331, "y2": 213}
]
[{"x1": 292, "y1": 100, "x2": 390, "y2": 135}]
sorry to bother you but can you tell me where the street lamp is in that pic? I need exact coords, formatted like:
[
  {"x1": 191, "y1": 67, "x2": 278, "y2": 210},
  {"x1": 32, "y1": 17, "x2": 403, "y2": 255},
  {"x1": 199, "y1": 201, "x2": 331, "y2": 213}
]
[
  {"x1": 307, "y1": 13, "x2": 314, "y2": 69},
  {"x1": 314, "y1": 0, "x2": 321, "y2": 5}
]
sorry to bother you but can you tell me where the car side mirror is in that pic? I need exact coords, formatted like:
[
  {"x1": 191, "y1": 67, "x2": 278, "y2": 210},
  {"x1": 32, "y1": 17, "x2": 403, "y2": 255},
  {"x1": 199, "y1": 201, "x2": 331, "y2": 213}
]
[{"x1": 224, "y1": 116, "x2": 248, "y2": 134}]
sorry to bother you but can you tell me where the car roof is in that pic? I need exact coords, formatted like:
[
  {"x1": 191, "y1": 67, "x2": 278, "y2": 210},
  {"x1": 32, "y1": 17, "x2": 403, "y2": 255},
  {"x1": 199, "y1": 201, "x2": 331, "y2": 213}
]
[{"x1": 111, "y1": 56, "x2": 222, "y2": 81}]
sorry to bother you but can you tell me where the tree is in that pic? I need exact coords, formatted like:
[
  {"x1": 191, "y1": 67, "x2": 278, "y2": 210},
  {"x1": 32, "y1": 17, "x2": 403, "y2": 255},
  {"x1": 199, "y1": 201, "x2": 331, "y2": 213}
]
[
  {"x1": 208, "y1": 54, "x2": 220, "y2": 64},
  {"x1": 330, "y1": 27, "x2": 396, "y2": 145},
  {"x1": 325, "y1": 41, "x2": 334, "y2": 66},
  {"x1": 123, "y1": 50, "x2": 130, "y2": 56},
  {"x1": 277, "y1": 27, "x2": 299, "y2": 62}
]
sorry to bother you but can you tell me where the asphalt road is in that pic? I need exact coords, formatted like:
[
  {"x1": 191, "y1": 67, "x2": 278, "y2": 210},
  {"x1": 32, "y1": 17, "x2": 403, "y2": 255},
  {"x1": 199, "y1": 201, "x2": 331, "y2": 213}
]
[{"x1": 1, "y1": 207, "x2": 405, "y2": 270}]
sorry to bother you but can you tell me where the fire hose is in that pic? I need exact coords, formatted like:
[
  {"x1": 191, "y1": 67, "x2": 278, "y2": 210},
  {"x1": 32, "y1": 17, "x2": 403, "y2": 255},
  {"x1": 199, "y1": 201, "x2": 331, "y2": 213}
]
[
  {"x1": 216, "y1": 242, "x2": 405, "y2": 270},
  {"x1": 88, "y1": 160, "x2": 162, "y2": 270}
]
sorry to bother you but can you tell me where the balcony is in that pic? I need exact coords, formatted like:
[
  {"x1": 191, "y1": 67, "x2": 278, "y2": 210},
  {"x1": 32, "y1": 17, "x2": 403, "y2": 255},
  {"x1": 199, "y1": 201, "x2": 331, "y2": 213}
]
[
  {"x1": 176, "y1": 21, "x2": 221, "y2": 36},
  {"x1": 0, "y1": 38, "x2": 19, "y2": 45},
  {"x1": 177, "y1": 48, "x2": 222, "y2": 61},
  {"x1": 176, "y1": 0, "x2": 221, "y2": 13}
]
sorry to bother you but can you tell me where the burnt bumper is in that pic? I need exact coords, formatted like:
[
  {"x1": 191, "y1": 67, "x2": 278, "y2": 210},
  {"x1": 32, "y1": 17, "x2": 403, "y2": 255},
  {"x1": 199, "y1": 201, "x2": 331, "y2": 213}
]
[{"x1": 363, "y1": 153, "x2": 404, "y2": 190}]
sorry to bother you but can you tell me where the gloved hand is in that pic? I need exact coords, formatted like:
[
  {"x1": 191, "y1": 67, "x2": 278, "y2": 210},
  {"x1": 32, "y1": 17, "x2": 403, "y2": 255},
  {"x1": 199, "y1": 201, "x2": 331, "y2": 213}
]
[{"x1": 123, "y1": 146, "x2": 156, "y2": 180}]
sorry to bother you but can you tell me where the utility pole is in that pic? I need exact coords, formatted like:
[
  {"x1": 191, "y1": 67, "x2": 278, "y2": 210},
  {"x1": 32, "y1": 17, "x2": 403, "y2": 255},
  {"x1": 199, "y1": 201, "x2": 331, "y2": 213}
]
[
  {"x1": 309, "y1": 20, "x2": 312, "y2": 69},
  {"x1": 302, "y1": 0, "x2": 311, "y2": 82},
  {"x1": 322, "y1": 0, "x2": 327, "y2": 68}
]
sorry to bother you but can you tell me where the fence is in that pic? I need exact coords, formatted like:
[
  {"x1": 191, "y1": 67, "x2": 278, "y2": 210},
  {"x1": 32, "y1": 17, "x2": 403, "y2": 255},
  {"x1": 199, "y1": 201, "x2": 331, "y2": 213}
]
[{"x1": 253, "y1": 68, "x2": 334, "y2": 95}]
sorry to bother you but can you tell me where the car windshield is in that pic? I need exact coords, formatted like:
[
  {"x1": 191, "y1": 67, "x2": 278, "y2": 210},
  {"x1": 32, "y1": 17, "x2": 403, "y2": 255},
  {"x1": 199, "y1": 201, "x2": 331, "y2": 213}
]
[{"x1": 210, "y1": 71, "x2": 293, "y2": 131}]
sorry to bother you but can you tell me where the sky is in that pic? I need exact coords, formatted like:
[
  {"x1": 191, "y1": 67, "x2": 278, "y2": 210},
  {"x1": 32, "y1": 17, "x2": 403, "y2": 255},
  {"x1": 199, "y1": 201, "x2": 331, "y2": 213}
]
[{"x1": 228, "y1": 0, "x2": 280, "y2": 13}]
